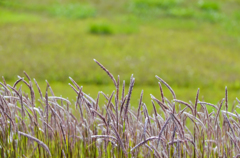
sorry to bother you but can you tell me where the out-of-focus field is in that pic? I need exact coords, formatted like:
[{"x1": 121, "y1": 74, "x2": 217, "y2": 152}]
[{"x1": 1, "y1": 0, "x2": 240, "y2": 108}]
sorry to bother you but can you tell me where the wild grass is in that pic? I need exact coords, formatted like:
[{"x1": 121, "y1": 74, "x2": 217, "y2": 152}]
[
  {"x1": 49, "y1": 3, "x2": 96, "y2": 19},
  {"x1": 89, "y1": 23, "x2": 113, "y2": 35},
  {"x1": 198, "y1": 1, "x2": 220, "y2": 11},
  {"x1": 1, "y1": 0, "x2": 240, "y2": 88},
  {"x1": 0, "y1": 0, "x2": 240, "y2": 89},
  {"x1": 1, "y1": 60, "x2": 240, "y2": 157}
]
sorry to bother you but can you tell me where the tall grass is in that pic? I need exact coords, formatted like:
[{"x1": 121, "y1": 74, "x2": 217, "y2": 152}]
[{"x1": 0, "y1": 59, "x2": 240, "y2": 157}]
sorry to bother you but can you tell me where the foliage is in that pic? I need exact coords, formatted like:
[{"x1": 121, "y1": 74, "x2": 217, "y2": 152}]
[
  {"x1": 0, "y1": 0, "x2": 240, "y2": 105},
  {"x1": 198, "y1": 1, "x2": 220, "y2": 11},
  {"x1": 89, "y1": 23, "x2": 113, "y2": 35},
  {"x1": 49, "y1": 3, "x2": 96, "y2": 19},
  {"x1": 167, "y1": 8, "x2": 194, "y2": 18},
  {"x1": 1, "y1": 61, "x2": 240, "y2": 157}
]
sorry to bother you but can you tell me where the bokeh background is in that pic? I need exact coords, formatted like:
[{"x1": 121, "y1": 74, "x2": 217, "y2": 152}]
[{"x1": 1, "y1": 0, "x2": 240, "y2": 109}]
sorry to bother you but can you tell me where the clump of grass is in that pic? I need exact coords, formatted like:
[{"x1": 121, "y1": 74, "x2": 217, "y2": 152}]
[
  {"x1": 50, "y1": 3, "x2": 96, "y2": 19},
  {"x1": 198, "y1": 1, "x2": 220, "y2": 11},
  {"x1": 89, "y1": 22, "x2": 138, "y2": 35},
  {"x1": 1, "y1": 59, "x2": 240, "y2": 157},
  {"x1": 132, "y1": 0, "x2": 181, "y2": 10},
  {"x1": 89, "y1": 23, "x2": 113, "y2": 35},
  {"x1": 168, "y1": 8, "x2": 194, "y2": 18},
  {"x1": 129, "y1": 0, "x2": 182, "y2": 16}
]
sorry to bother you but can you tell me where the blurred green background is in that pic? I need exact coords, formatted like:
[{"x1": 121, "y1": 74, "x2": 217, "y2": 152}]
[{"x1": 1, "y1": 0, "x2": 240, "y2": 109}]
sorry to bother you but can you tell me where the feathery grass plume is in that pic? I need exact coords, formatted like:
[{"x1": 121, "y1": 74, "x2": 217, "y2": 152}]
[
  {"x1": 116, "y1": 75, "x2": 120, "y2": 130},
  {"x1": 131, "y1": 136, "x2": 161, "y2": 152},
  {"x1": 183, "y1": 112, "x2": 205, "y2": 128},
  {"x1": 18, "y1": 131, "x2": 52, "y2": 156},
  {"x1": 8, "y1": 85, "x2": 25, "y2": 117},
  {"x1": 151, "y1": 94, "x2": 168, "y2": 111},
  {"x1": 13, "y1": 78, "x2": 22, "y2": 88},
  {"x1": 171, "y1": 126, "x2": 177, "y2": 144},
  {"x1": 137, "y1": 90, "x2": 143, "y2": 122},
  {"x1": 2, "y1": 76, "x2": 6, "y2": 86},
  {"x1": 34, "y1": 78, "x2": 43, "y2": 100},
  {"x1": 90, "y1": 108, "x2": 108, "y2": 127},
  {"x1": 122, "y1": 80, "x2": 125, "y2": 102},
  {"x1": 124, "y1": 75, "x2": 135, "y2": 120},
  {"x1": 110, "y1": 124, "x2": 127, "y2": 156},
  {"x1": 0, "y1": 82, "x2": 10, "y2": 93},
  {"x1": 225, "y1": 86, "x2": 228, "y2": 114},
  {"x1": 155, "y1": 75, "x2": 176, "y2": 99},
  {"x1": 119, "y1": 95, "x2": 126, "y2": 116},
  {"x1": 236, "y1": 97, "x2": 240, "y2": 105},
  {"x1": 23, "y1": 71, "x2": 31, "y2": 81},
  {"x1": 45, "y1": 88, "x2": 49, "y2": 134},
  {"x1": 106, "y1": 91, "x2": 115, "y2": 110},
  {"x1": 214, "y1": 98, "x2": 224, "y2": 125},
  {"x1": 194, "y1": 88, "x2": 199, "y2": 116},
  {"x1": 158, "y1": 82, "x2": 165, "y2": 104},
  {"x1": 75, "y1": 87, "x2": 83, "y2": 120},
  {"x1": 69, "y1": 77, "x2": 81, "y2": 90},
  {"x1": 170, "y1": 112, "x2": 184, "y2": 139},
  {"x1": 234, "y1": 111, "x2": 240, "y2": 123},
  {"x1": 142, "y1": 117, "x2": 148, "y2": 141},
  {"x1": 198, "y1": 101, "x2": 218, "y2": 110},
  {"x1": 48, "y1": 96, "x2": 71, "y2": 105},
  {"x1": 94, "y1": 59, "x2": 117, "y2": 87},
  {"x1": 156, "y1": 116, "x2": 172, "y2": 148},
  {"x1": 152, "y1": 101, "x2": 161, "y2": 130},
  {"x1": 174, "y1": 99, "x2": 194, "y2": 114},
  {"x1": 223, "y1": 114, "x2": 240, "y2": 152}
]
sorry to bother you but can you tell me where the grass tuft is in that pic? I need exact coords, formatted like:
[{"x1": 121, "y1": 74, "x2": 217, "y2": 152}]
[
  {"x1": 198, "y1": 1, "x2": 220, "y2": 11},
  {"x1": 168, "y1": 8, "x2": 194, "y2": 18},
  {"x1": 89, "y1": 23, "x2": 113, "y2": 35},
  {"x1": 50, "y1": 3, "x2": 96, "y2": 19}
]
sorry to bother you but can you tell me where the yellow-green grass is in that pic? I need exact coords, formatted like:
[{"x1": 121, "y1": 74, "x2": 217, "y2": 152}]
[
  {"x1": 1, "y1": 11, "x2": 240, "y2": 86},
  {"x1": 7, "y1": 80, "x2": 240, "y2": 113},
  {"x1": 1, "y1": 1, "x2": 240, "y2": 157},
  {"x1": 1, "y1": 0, "x2": 240, "y2": 110}
]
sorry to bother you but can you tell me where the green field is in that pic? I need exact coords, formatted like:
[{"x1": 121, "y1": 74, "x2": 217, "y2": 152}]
[
  {"x1": 1, "y1": 0, "x2": 240, "y2": 107},
  {"x1": 2, "y1": 1, "x2": 240, "y2": 157}
]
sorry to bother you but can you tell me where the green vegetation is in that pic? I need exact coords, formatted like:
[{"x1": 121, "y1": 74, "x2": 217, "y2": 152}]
[
  {"x1": 89, "y1": 23, "x2": 113, "y2": 35},
  {"x1": 198, "y1": 1, "x2": 220, "y2": 11},
  {"x1": 0, "y1": 0, "x2": 240, "y2": 104},
  {"x1": 1, "y1": 0, "x2": 240, "y2": 156},
  {"x1": 49, "y1": 4, "x2": 96, "y2": 19},
  {"x1": 1, "y1": 64, "x2": 240, "y2": 157}
]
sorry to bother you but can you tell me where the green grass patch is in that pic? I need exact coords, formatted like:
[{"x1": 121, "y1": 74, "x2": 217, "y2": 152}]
[
  {"x1": 132, "y1": 0, "x2": 181, "y2": 10},
  {"x1": 89, "y1": 20, "x2": 138, "y2": 35},
  {"x1": 89, "y1": 23, "x2": 113, "y2": 35},
  {"x1": 129, "y1": 0, "x2": 182, "y2": 16},
  {"x1": 167, "y1": 8, "x2": 194, "y2": 18},
  {"x1": 0, "y1": 16, "x2": 239, "y2": 88},
  {"x1": 0, "y1": 1, "x2": 96, "y2": 19},
  {"x1": 198, "y1": 1, "x2": 220, "y2": 11},
  {"x1": 0, "y1": 0, "x2": 240, "y2": 98},
  {"x1": 49, "y1": 3, "x2": 96, "y2": 19},
  {"x1": 0, "y1": 8, "x2": 40, "y2": 23}
]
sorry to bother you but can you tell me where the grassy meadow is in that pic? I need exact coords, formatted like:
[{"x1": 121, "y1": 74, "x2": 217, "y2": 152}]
[
  {"x1": 1, "y1": 0, "x2": 240, "y2": 99},
  {"x1": 1, "y1": 0, "x2": 240, "y2": 157}
]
